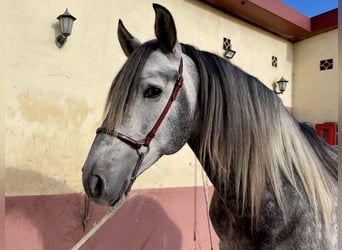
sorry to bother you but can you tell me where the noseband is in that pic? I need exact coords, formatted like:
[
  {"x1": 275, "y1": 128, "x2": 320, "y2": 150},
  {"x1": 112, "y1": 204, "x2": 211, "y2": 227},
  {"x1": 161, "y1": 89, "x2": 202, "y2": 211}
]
[{"x1": 96, "y1": 57, "x2": 184, "y2": 199}]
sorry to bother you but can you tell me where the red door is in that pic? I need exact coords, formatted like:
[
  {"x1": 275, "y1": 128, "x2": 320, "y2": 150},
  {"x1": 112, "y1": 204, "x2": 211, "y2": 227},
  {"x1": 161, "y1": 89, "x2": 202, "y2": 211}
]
[{"x1": 315, "y1": 123, "x2": 337, "y2": 146}]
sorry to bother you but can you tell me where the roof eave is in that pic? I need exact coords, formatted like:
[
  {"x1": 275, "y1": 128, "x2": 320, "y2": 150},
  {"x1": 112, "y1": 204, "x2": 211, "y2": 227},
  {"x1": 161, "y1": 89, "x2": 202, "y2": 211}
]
[{"x1": 200, "y1": 0, "x2": 338, "y2": 41}]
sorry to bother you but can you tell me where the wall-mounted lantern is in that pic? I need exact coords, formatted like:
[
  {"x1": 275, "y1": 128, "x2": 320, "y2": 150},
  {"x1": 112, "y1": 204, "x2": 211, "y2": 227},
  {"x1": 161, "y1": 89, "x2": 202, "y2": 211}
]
[
  {"x1": 273, "y1": 76, "x2": 288, "y2": 94},
  {"x1": 56, "y1": 9, "x2": 76, "y2": 48},
  {"x1": 223, "y1": 37, "x2": 236, "y2": 59}
]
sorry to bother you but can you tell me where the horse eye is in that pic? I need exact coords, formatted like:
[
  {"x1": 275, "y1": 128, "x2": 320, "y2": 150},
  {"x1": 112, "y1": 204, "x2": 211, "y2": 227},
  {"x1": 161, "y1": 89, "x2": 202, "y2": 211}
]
[{"x1": 143, "y1": 87, "x2": 162, "y2": 98}]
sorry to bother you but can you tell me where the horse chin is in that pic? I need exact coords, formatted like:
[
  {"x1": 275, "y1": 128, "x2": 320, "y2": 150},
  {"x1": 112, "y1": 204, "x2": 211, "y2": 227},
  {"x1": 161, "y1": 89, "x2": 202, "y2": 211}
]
[
  {"x1": 110, "y1": 179, "x2": 131, "y2": 206},
  {"x1": 87, "y1": 192, "x2": 122, "y2": 207},
  {"x1": 97, "y1": 196, "x2": 121, "y2": 207},
  {"x1": 88, "y1": 196, "x2": 113, "y2": 206}
]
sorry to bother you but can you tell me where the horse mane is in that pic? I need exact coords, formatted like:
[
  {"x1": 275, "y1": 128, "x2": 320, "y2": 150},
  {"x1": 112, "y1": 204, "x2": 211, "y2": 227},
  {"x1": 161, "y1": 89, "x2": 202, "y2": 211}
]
[
  {"x1": 299, "y1": 122, "x2": 338, "y2": 180},
  {"x1": 181, "y1": 44, "x2": 337, "y2": 231},
  {"x1": 104, "y1": 40, "x2": 336, "y2": 233}
]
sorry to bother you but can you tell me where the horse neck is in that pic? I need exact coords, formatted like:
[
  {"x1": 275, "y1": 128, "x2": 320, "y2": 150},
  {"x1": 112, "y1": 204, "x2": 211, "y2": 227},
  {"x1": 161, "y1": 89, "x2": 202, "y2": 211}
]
[
  {"x1": 184, "y1": 45, "x2": 335, "y2": 235},
  {"x1": 187, "y1": 136, "x2": 220, "y2": 187}
]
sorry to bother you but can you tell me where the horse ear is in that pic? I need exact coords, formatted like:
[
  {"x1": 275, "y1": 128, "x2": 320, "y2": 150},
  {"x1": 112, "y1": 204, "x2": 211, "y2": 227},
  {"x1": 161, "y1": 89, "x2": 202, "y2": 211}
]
[
  {"x1": 153, "y1": 4, "x2": 179, "y2": 54},
  {"x1": 117, "y1": 19, "x2": 141, "y2": 57}
]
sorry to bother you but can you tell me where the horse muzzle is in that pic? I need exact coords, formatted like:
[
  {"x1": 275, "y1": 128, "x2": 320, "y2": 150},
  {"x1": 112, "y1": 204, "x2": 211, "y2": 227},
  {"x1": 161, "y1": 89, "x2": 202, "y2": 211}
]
[{"x1": 82, "y1": 159, "x2": 130, "y2": 206}]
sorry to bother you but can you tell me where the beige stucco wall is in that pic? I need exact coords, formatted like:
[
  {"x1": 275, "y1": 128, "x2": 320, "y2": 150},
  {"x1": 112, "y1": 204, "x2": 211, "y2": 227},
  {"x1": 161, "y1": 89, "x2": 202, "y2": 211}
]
[
  {"x1": 4, "y1": 0, "x2": 294, "y2": 196},
  {"x1": 292, "y1": 29, "x2": 338, "y2": 124}
]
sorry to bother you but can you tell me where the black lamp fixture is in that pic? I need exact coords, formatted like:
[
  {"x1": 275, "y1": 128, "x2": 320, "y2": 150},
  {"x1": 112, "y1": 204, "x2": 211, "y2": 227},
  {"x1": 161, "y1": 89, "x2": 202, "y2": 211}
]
[
  {"x1": 223, "y1": 37, "x2": 236, "y2": 59},
  {"x1": 273, "y1": 76, "x2": 289, "y2": 94},
  {"x1": 56, "y1": 8, "x2": 76, "y2": 48}
]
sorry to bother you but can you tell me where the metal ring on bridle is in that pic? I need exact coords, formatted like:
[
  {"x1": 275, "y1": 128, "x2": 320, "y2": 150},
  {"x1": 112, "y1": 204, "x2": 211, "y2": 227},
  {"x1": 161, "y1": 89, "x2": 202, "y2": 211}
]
[{"x1": 137, "y1": 145, "x2": 150, "y2": 156}]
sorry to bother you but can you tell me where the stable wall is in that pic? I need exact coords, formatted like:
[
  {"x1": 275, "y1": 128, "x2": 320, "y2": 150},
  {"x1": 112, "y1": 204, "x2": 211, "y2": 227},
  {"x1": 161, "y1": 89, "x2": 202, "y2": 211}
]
[
  {"x1": 292, "y1": 29, "x2": 338, "y2": 124},
  {"x1": 4, "y1": 0, "x2": 294, "y2": 196}
]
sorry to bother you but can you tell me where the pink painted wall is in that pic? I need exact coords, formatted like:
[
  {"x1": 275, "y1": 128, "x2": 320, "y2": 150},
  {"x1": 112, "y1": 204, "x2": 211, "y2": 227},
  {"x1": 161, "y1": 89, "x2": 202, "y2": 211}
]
[{"x1": 6, "y1": 187, "x2": 219, "y2": 250}]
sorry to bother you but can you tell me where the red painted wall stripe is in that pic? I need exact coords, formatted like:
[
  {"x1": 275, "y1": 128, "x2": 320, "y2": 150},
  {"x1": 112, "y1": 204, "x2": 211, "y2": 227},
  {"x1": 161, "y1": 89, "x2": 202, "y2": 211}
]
[{"x1": 6, "y1": 187, "x2": 219, "y2": 250}]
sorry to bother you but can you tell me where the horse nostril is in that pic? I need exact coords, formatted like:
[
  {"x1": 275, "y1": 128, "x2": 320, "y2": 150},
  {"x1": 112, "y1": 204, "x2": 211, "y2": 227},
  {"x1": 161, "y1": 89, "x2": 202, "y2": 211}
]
[{"x1": 89, "y1": 175, "x2": 104, "y2": 198}]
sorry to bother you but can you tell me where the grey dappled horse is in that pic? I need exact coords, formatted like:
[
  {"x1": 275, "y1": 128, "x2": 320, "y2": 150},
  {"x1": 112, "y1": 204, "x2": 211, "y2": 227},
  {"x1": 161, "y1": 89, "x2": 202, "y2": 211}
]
[{"x1": 82, "y1": 4, "x2": 338, "y2": 249}]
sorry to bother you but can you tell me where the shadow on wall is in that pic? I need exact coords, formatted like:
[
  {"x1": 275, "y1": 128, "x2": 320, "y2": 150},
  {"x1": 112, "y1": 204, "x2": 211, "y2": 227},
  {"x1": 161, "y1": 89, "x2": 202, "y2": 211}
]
[
  {"x1": 5, "y1": 168, "x2": 182, "y2": 250},
  {"x1": 6, "y1": 168, "x2": 84, "y2": 250},
  {"x1": 5, "y1": 167, "x2": 76, "y2": 195},
  {"x1": 84, "y1": 194, "x2": 183, "y2": 250}
]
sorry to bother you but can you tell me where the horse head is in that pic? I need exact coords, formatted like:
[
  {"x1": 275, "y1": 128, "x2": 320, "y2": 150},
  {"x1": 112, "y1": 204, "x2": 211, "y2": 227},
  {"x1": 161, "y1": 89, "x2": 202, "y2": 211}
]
[{"x1": 82, "y1": 4, "x2": 198, "y2": 205}]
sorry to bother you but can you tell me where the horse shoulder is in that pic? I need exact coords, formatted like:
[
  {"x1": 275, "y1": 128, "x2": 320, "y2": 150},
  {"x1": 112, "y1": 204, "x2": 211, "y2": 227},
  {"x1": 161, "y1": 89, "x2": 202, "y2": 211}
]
[
  {"x1": 257, "y1": 180, "x2": 332, "y2": 249},
  {"x1": 210, "y1": 179, "x2": 334, "y2": 249}
]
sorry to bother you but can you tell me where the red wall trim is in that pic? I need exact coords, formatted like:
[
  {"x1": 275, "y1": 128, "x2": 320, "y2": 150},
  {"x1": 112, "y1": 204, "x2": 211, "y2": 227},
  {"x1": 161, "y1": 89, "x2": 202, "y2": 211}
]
[{"x1": 6, "y1": 187, "x2": 219, "y2": 250}]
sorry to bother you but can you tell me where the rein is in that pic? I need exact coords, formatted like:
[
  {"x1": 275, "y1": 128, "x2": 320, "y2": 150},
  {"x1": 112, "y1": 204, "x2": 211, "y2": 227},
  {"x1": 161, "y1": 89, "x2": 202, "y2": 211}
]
[{"x1": 96, "y1": 57, "x2": 184, "y2": 196}]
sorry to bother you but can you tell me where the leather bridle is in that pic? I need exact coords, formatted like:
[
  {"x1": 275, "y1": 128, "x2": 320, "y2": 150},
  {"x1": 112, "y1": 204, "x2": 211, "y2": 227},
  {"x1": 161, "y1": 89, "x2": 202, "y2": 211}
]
[{"x1": 96, "y1": 57, "x2": 184, "y2": 199}]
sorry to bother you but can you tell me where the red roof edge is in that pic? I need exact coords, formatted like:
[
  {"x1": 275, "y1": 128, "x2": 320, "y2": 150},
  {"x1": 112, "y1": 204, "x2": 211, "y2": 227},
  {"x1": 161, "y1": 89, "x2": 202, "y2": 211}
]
[
  {"x1": 293, "y1": 8, "x2": 338, "y2": 41},
  {"x1": 311, "y1": 8, "x2": 338, "y2": 33},
  {"x1": 248, "y1": 0, "x2": 311, "y2": 31},
  {"x1": 199, "y1": 0, "x2": 338, "y2": 41}
]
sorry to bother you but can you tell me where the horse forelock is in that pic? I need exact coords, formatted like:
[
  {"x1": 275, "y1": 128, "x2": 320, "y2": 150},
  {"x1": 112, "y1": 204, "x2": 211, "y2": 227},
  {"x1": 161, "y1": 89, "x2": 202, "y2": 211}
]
[
  {"x1": 104, "y1": 40, "x2": 159, "y2": 132},
  {"x1": 182, "y1": 44, "x2": 335, "y2": 233}
]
